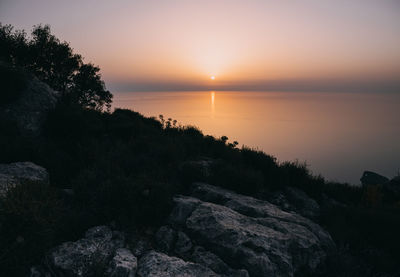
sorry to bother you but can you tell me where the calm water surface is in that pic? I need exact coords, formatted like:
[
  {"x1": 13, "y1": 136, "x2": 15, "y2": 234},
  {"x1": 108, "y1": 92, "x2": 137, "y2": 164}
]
[{"x1": 113, "y1": 91, "x2": 400, "y2": 184}]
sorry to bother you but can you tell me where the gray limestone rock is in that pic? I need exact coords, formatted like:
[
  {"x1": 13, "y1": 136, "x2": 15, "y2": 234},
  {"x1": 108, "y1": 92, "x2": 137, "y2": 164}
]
[
  {"x1": 172, "y1": 183, "x2": 335, "y2": 277},
  {"x1": 174, "y1": 231, "x2": 193, "y2": 256},
  {"x1": 284, "y1": 186, "x2": 320, "y2": 219},
  {"x1": 191, "y1": 246, "x2": 249, "y2": 277},
  {"x1": 107, "y1": 248, "x2": 137, "y2": 277},
  {"x1": 0, "y1": 162, "x2": 49, "y2": 197},
  {"x1": 360, "y1": 171, "x2": 389, "y2": 186},
  {"x1": 46, "y1": 225, "x2": 124, "y2": 276},
  {"x1": 137, "y1": 250, "x2": 219, "y2": 277},
  {"x1": 155, "y1": 225, "x2": 176, "y2": 253}
]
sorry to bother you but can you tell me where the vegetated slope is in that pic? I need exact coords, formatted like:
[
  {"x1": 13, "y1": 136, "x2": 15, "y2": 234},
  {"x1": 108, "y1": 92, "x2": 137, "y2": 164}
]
[{"x1": 1, "y1": 90, "x2": 399, "y2": 275}]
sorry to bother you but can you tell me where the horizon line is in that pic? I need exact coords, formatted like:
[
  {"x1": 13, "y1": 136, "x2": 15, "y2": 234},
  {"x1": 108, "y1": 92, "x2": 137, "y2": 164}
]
[{"x1": 107, "y1": 77, "x2": 400, "y2": 94}]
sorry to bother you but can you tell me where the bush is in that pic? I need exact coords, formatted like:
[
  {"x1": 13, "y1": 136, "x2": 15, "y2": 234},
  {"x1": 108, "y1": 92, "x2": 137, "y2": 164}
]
[
  {"x1": 0, "y1": 182, "x2": 66, "y2": 276},
  {"x1": 210, "y1": 162, "x2": 264, "y2": 194},
  {"x1": 0, "y1": 23, "x2": 112, "y2": 111},
  {"x1": 0, "y1": 63, "x2": 28, "y2": 106}
]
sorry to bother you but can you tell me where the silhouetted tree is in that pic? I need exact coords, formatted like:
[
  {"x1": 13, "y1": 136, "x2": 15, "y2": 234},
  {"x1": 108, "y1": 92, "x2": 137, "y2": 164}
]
[
  {"x1": 0, "y1": 23, "x2": 112, "y2": 111},
  {"x1": 0, "y1": 24, "x2": 29, "y2": 65},
  {"x1": 72, "y1": 63, "x2": 112, "y2": 111},
  {"x1": 28, "y1": 24, "x2": 82, "y2": 92}
]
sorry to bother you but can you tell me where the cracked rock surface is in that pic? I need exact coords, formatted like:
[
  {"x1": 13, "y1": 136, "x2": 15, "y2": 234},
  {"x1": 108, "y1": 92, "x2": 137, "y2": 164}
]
[
  {"x1": 32, "y1": 183, "x2": 334, "y2": 277},
  {"x1": 0, "y1": 162, "x2": 49, "y2": 197},
  {"x1": 167, "y1": 183, "x2": 335, "y2": 277}
]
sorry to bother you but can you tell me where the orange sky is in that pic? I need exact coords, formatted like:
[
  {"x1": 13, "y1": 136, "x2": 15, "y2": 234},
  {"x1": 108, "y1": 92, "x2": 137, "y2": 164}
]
[{"x1": 1, "y1": 0, "x2": 400, "y2": 91}]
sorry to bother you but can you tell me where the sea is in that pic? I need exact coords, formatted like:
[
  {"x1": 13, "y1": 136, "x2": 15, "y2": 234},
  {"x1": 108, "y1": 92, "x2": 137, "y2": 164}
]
[{"x1": 113, "y1": 91, "x2": 400, "y2": 184}]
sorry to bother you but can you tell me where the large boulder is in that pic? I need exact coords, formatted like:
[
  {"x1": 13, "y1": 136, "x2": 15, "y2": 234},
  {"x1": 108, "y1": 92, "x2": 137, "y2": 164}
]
[
  {"x1": 0, "y1": 161, "x2": 49, "y2": 196},
  {"x1": 269, "y1": 186, "x2": 321, "y2": 219},
  {"x1": 174, "y1": 231, "x2": 193, "y2": 257},
  {"x1": 191, "y1": 246, "x2": 249, "y2": 277},
  {"x1": 154, "y1": 226, "x2": 192, "y2": 257},
  {"x1": 154, "y1": 226, "x2": 176, "y2": 253},
  {"x1": 169, "y1": 183, "x2": 335, "y2": 277},
  {"x1": 45, "y1": 226, "x2": 125, "y2": 276},
  {"x1": 137, "y1": 250, "x2": 219, "y2": 277},
  {"x1": 0, "y1": 70, "x2": 59, "y2": 136},
  {"x1": 107, "y1": 248, "x2": 137, "y2": 277},
  {"x1": 360, "y1": 171, "x2": 389, "y2": 186}
]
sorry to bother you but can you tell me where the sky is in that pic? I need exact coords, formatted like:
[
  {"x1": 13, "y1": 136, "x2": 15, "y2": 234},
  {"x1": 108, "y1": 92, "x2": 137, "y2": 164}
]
[{"x1": 1, "y1": 0, "x2": 400, "y2": 92}]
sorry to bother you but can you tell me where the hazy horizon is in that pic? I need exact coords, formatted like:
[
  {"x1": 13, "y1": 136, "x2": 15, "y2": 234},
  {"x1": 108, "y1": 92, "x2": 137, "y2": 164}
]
[{"x1": 1, "y1": 0, "x2": 399, "y2": 92}]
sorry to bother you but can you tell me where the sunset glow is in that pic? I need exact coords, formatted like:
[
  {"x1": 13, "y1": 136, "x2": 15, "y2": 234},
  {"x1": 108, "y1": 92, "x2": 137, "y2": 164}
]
[{"x1": 1, "y1": 0, "x2": 399, "y2": 92}]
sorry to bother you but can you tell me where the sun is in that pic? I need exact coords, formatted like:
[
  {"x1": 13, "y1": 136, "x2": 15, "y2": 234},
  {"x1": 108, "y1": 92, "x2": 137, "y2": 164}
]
[{"x1": 210, "y1": 76, "x2": 215, "y2": 80}]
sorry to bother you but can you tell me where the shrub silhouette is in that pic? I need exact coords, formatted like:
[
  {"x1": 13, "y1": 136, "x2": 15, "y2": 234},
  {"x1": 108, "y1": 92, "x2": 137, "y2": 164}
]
[
  {"x1": 0, "y1": 23, "x2": 112, "y2": 111},
  {"x1": 0, "y1": 181, "x2": 68, "y2": 276},
  {"x1": 0, "y1": 63, "x2": 28, "y2": 106}
]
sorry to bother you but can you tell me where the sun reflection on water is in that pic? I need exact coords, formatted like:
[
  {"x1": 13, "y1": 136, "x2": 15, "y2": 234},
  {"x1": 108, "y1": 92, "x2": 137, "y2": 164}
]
[{"x1": 210, "y1": 91, "x2": 215, "y2": 118}]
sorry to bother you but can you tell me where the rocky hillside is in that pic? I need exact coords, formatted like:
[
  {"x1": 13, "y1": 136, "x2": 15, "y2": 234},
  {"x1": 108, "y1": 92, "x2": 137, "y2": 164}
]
[{"x1": 12, "y1": 167, "x2": 334, "y2": 277}]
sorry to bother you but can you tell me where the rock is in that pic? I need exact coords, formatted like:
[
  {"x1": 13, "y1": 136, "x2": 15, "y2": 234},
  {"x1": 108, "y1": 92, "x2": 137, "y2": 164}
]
[
  {"x1": 268, "y1": 187, "x2": 321, "y2": 219},
  {"x1": 107, "y1": 248, "x2": 137, "y2": 277},
  {"x1": 173, "y1": 183, "x2": 335, "y2": 277},
  {"x1": 0, "y1": 174, "x2": 16, "y2": 197},
  {"x1": 268, "y1": 191, "x2": 292, "y2": 211},
  {"x1": 46, "y1": 225, "x2": 124, "y2": 276},
  {"x1": 131, "y1": 239, "x2": 152, "y2": 258},
  {"x1": 137, "y1": 250, "x2": 219, "y2": 277},
  {"x1": 191, "y1": 246, "x2": 249, "y2": 277},
  {"x1": 174, "y1": 231, "x2": 193, "y2": 256},
  {"x1": 155, "y1": 226, "x2": 192, "y2": 257},
  {"x1": 283, "y1": 187, "x2": 320, "y2": 219},
  {"x1": 191, "y1": 246, "x2": 229, "y2": 273},
  {"x1": 168, "y1": 196, "x2": 202, "y2": 227},
  {"x1": 29, "y1": 266, "x2": 43, "y2": 277},
  {"x1": 0, "y1": 71, "x2": 59, "y2": 136},
  {"x1": 0, "y1": 161, "x2": 49, "y2": 183},
  {"x1": 360, "y1": 171, "x2": 389, "y2": 186},
  {"x1": 112, "y1": 231, "x2": 126, "y2": 246},
  {"x1": 0, "y1": 162, "x2": 49, "y2": 197},
  {"x1": 155, "y1": 226, "x2": 176, "y2": 253},
  {"x1": 85, "y1": 225, "x2": 113, "y2": 241},
  {"x1": 191, "y1": 183, "x2": 327, "y2": 233}
]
